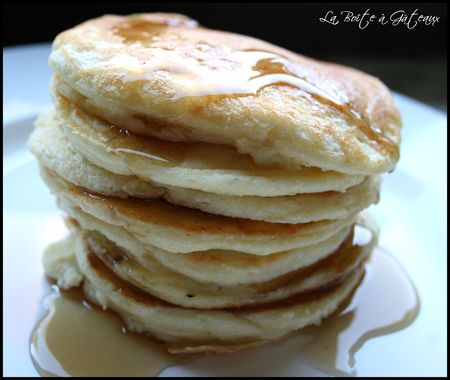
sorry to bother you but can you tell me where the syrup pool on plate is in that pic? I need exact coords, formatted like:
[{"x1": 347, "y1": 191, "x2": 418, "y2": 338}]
[{"x1": 30, "y1": 287, "x2": 193, "y2": 377}]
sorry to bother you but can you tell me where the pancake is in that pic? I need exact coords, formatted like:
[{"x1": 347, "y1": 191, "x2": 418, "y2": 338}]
[
  {"x1": 30, "y1": 109, "x2": 380, "y2": 223},
  {"x1": 49, "y1": 13, "x2": 401, "y2": 175},
  {"x1": 164, "y1": 177, "x2": 379, "y2": 224},
  {"x1": 78, "y1": 224, "x2": 372, "y2": 309},
  {"x1": 41, "y1": 167, "x2": 358, "y2": 255},
  {"x1": 51, "y1": 90, "x2": 365, "y2": 197},
  {"x1": 62, "y1": 205, "x2": 353, "y2": 285},
  {"x1": 73, "y1": 232, "x2": 364, "y2": 352},
  {"x1": 42, "y1": 234, "x2": 83, "y2": 290},
  {"x1": 28, "y1": 109, "x2": 163, "y2": 199}
]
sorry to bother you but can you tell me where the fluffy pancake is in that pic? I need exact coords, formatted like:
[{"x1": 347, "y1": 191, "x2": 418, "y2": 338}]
[
  {"x1": 41, "y1": 168, "x2": 358, "y2": 255},
  {"x1": 28, "y1": 109, "x2": 163, "y2": 199},
  {"x1": 51, "y1": 90, "x2": 364, "y2": 197},
  {"x1": 61, "y1": 204, "x2": 353, "y2": 285},
  {"x1": 49, "y1": 13, "x2": 401, "y2": 175},
  {"x1": 79, "y1": 224, "x2": 371, "y2": 309},
  {"x1": 73, "y1": 232, "x2": 364, "y2": 352},
  {"x1": 164, "y1": 177, "x2": 379, "y2": 224},
  {"x1": 30, "y1": 109, "x2": 380, "y2": 223},
  {"x1": 42, "y1": 234, "x2": 83, "y2": 290}
]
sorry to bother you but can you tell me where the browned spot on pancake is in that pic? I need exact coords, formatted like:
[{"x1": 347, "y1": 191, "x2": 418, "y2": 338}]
[
  {"x1": 251, "y1": 227, "x2": 370, "y2": 295},
  {"x1": 87, "y1": 247, "x2": 361, "y2": 313},
  {"x1": 113, "y1": 16, "x2": 198, "y2": 44},
  {"x1": 67, "y1": 183, "x2": 327, "y2": 236},
  {"x1": 83, "y1": 224, "x2": 369, "y2": 311},
  {"x1": 51, "y1": 167, "x2": 321, "y2": 238},
  {"x1": 132, "y1": 113, "x2": 194, "y2": 140}
]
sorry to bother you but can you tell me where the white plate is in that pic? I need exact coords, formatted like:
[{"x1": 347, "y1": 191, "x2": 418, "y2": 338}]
[{"x1": 3, "y1": 44, "x2": 447, "y2": 377}]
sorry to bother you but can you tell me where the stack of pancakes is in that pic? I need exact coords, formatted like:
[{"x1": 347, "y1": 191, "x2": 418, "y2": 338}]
[{"x1": 28, "y1": 13, "x2": 401, "y2": 353}]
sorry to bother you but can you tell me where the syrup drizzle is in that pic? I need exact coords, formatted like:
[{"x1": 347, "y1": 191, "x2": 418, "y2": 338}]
[
  {"x1": 298, "y1": 247, "x2": 419, "y2": 376},
  {"x1": 109, "y1": 17, "x2": 397, "y2": 156}
]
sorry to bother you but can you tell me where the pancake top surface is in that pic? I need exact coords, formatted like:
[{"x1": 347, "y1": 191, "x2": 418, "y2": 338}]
[{"x1": 50, "y1": 13, "x2": 401, "y2": 175}]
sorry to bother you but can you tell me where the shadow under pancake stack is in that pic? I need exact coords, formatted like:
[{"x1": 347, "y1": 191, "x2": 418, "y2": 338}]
[{"x1": 28, "y1": 13, "x2": 402, "y2": 353}]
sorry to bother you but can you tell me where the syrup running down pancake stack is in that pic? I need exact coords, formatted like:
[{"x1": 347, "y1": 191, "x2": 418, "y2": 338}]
[{"x1": 28, "y1": 13, "x2": 401, "y2": 353}]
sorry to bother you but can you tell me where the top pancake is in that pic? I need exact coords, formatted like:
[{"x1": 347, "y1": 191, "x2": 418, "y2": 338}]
[{"x1": 49, "y1": 13, "x2": 401, "y2": 175}]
